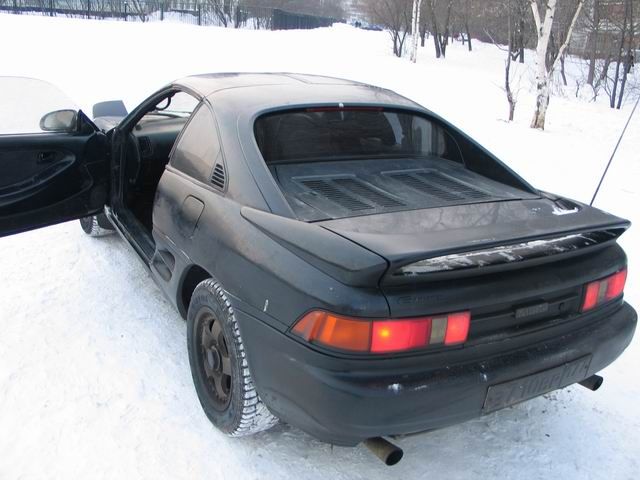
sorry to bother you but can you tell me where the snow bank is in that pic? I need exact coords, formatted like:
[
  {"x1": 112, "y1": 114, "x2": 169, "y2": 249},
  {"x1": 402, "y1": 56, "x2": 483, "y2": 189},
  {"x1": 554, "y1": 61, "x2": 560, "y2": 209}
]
[{"x1": 0, "y1": 13, "x2": 638, "y2": 479}]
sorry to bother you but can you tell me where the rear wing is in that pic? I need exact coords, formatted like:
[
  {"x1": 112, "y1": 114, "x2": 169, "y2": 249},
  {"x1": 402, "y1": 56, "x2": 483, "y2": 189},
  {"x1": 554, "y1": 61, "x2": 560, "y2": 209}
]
[{"x1": 389, "y1": 227, "x2": 628, "y2": 284}]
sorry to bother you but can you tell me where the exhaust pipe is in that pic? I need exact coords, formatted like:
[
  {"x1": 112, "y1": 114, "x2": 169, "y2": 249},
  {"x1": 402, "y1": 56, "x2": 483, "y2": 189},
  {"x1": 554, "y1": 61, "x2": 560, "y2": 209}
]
[
  {"x1": 579, "y1": 374, "x2": 604, "y2": 391},
  {"x1": 363, "y1": 437, "x2": 404, "y2": 466}
]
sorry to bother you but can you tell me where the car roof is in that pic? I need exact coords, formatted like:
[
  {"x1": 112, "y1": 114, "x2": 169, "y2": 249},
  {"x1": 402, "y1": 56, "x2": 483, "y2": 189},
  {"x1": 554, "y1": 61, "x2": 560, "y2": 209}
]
[{"x1": 172, "y1": 73, "x2": 422, "y2": 114}]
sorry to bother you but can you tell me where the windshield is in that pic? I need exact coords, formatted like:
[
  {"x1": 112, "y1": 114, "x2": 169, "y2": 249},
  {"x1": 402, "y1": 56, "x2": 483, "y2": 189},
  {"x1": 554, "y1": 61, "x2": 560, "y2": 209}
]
[
  {"x1": 254, "y1": 107, "x2": 461, "y2": 164},
  {"x1": 0, "y1": 77, "x2": 77, "y2": 134}
]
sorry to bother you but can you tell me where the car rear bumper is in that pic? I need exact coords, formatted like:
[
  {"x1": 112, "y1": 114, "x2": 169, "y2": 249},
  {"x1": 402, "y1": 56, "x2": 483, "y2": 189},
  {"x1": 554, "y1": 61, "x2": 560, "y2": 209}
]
[{"x1": 235, "y1": 301, "x2": 637, "y2": 446}]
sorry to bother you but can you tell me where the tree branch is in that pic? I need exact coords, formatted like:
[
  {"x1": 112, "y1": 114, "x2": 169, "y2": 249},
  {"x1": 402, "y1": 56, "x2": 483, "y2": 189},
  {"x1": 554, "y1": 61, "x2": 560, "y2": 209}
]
[
  {"x1": 551, "y1": 0, "x2": 585, "y2": 73},
  {"x1": 530, "y1": 0, "x2": 542, "y2": 33},
  {"x1": 483, "y1": 28, "x2": 509, "y2": 52}
]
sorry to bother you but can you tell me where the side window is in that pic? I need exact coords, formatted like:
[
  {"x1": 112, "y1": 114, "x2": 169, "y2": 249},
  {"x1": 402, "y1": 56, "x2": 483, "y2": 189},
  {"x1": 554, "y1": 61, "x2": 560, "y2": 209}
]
[
  {"x1": 170, "y1": 104, "x2": 221, "y2": 183},
  {"x1": 0, "y1": 77, "x2": 78, "y2": 134}
]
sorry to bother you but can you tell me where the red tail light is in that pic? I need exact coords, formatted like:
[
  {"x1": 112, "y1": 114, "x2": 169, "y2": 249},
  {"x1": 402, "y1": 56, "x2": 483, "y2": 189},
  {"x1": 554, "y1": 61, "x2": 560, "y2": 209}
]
[
  {"x1": 292, "y1": 310, "x2": 471, "y2": 354},
  {"x1": 371, "y1": 319, "x2": 431, "y2": 353},
  {"x1": 581, "y1": 268, "x2": 627, "y2": 312},
  {"x1": 444, "y1": 312, "x2": 472, "y2": 345}
]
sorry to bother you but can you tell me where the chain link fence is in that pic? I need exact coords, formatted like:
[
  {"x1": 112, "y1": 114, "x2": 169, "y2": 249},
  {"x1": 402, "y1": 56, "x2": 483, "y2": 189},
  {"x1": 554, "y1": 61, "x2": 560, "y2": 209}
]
[{"x1": 0, "y1": 0, "x2": 339, "y2": 29}]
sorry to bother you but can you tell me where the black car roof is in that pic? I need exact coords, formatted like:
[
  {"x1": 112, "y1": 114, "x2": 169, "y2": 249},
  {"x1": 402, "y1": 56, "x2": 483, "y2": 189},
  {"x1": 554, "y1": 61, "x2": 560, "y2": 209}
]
[{"x1": 172, "y1": 73, "x2": 422, "y2": 114}]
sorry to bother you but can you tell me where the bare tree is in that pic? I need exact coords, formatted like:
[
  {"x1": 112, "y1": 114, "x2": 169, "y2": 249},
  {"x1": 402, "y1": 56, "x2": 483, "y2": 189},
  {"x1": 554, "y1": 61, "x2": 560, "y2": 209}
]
[
  {"x1": 505, "y1": 0, "x2": 518, "y2": 120},
  {"x1": 510, "y1": 0, "x2": 529, "y2": 62},
  {"x1": 530, "y1": 0, "x2": 585, "y2": 129},
  {"x1": 128, "y1": 0, "x2": 149, "y2": 22},
  {"x1": 419, "y1": 1, "x2": 430, "y2": 46},
  {"x1": 364, "y1": 0, "x2": 412, "y2": 57},
  {"x1": 410, "y1": 0, "x2": 424, "y2": 61},
  {"x1": 455, "y1": 0, "x2": 474, "y2": 51},
  {"x1": 446, "y1": 0, "x2": 532, "y2": 61},
  {"x1": 584, "y1": 0, "x2": 602, "y2": 85},
  {"x1": 609, "y1": 0, "x2": 636, "y2": 108},
  {"x1": 483, "y1": 0, "x2": 525, "y2": 120},
  {"x1": 426, "y1": 0, "x2": 453, "y2": 58},
  {"x1": 576, "y1": 0, "x2": 638, "y2": 106}
]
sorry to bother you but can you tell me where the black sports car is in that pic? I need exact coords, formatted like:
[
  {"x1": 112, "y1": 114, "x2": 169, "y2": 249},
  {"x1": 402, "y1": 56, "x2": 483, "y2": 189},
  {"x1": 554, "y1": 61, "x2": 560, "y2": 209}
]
[{"x1": 0, "y1": 73, "x2": 636, "y2": 465}]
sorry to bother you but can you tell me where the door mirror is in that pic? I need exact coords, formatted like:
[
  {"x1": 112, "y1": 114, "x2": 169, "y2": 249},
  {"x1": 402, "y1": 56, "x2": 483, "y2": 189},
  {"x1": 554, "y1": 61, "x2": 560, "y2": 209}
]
[{"x1": 39, "y1": 109, "x2": 77, "y2": 133}]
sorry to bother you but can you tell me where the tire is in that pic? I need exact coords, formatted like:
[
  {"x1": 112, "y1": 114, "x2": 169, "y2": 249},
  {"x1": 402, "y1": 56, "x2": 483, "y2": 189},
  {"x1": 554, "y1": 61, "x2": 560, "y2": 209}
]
[
  {"x1": 187, "y1": 278, "x2": 278, "y2": 436},
  {"x1": 79, "y1": 214, "x2": 114, "y2": 237}
]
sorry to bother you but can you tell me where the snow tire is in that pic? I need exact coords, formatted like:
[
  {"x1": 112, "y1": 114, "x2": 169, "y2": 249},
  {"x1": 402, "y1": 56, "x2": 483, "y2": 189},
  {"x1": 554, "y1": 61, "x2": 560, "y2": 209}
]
[
  {"x1": 187, "y1": 278, "x2": 279, "y2": 436},
  {"x1": 79, "y1": 214, "x2": 114, "y2": 237}
]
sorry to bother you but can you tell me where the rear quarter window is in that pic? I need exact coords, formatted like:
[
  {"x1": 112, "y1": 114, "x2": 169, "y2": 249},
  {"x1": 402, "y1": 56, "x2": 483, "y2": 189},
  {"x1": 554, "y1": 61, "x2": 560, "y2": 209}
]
[{"x1": 170, "y1": 104, "x2": 221, "y2": 183}]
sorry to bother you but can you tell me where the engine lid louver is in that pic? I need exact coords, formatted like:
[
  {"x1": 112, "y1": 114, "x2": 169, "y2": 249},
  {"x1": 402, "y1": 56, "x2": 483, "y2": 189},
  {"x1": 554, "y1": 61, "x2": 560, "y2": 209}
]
[
  {"x1": 211, "y1": 163, "x2": 226, "y2": 189},
  {"x1": 387, "y1": 170, "x2": 491, "y2": 202},
  {"x1": 300, "y1": 177, "x2": 405, "y2": 213},
  {"x1": 275, "y1": 160, "x2": 537, "y2": 221}
]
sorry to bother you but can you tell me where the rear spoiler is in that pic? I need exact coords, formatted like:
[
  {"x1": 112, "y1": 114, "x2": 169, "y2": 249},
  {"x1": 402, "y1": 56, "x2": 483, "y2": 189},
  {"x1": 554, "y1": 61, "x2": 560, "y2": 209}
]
[{"x1": 391, "y1": 228, "x2": 627, "y2": 280}]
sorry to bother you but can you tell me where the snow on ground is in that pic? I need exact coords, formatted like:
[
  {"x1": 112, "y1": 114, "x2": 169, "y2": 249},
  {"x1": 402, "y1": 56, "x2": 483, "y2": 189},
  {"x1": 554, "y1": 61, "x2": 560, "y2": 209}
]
[{"x1": 0, "y1": 13, "x2": 639, "y2": 479}]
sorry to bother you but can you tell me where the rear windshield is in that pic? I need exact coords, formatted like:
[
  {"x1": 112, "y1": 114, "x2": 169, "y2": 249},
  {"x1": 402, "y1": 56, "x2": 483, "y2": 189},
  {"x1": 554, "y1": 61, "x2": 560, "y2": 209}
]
[{"x1": 254, "y1": 107, "x2": 462, "y2": 164}]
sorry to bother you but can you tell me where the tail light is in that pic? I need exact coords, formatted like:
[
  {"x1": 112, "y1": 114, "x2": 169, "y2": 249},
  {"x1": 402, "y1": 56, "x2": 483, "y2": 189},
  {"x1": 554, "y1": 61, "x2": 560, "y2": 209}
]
[
  {"x1": 581, "y1": 268, "x2": 627, "y2": 312},
  {"x1": 292, "y1": 310, "x2": 470, "y2": 354}
]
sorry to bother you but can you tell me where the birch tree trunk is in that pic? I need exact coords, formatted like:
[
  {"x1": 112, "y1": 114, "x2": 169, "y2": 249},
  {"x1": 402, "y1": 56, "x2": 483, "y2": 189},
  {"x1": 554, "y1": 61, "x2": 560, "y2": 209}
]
[
  {"x1": 530, "y1": 0, "x2": 557, "y2": 129},
  {"x1": 530, "y1": 0, "x2": 584, "y2": 130},
  {"x1": 410, "y1": 0, "x2": 423, "y2": 62}
]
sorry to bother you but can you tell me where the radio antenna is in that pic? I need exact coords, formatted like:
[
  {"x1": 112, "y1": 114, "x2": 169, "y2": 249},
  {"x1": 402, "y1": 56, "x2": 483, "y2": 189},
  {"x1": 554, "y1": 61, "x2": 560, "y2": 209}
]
[{"x1": 591, "y1": 94, "x2": 640, "y2": 206}]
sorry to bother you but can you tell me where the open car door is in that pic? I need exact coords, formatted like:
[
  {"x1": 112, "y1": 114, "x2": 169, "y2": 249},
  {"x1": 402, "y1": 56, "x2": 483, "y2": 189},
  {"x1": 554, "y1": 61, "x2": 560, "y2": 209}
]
[{"x1": 0, "y1": 77, "x2": 109, "y2": 237}]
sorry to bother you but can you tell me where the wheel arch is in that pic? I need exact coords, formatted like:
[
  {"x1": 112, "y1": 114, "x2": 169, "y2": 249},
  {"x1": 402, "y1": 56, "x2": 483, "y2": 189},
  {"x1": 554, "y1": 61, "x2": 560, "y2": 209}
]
[{"x1": 178, "y1": 264, "x2": 214, "y2": 318}]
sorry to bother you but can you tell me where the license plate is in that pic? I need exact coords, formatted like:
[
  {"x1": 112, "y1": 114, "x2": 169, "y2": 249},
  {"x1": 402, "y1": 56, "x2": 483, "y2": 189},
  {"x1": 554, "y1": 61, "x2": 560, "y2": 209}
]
[{"x1": 483, "y1": 356, "x2": 592, "y2": 413}]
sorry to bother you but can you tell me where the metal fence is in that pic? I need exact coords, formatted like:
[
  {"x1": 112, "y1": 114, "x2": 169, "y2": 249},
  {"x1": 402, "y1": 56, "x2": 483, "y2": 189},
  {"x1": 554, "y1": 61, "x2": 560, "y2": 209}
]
[{"x1": 0, "y1": 0, "x2": 339, "y2": 29}]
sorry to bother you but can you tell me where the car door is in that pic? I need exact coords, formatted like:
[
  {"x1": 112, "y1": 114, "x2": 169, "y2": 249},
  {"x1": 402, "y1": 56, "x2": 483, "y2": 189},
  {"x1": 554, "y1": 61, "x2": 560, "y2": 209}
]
[{"x1": 0, "y1": 77, "x2": 109, "y2": 237}]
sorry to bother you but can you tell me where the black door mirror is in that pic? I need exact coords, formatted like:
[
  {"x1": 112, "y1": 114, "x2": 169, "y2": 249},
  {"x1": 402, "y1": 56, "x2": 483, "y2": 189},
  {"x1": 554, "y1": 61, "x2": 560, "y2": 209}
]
[{"x1": 39, "y1": 109, "x2": 78, "y2": 133}]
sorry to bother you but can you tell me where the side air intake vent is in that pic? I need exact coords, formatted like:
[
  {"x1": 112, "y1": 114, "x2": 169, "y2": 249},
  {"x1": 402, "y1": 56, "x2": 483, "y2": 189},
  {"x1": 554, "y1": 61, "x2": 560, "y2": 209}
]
[{"x1": 211, "y1": 163, "x2": 226, "y2": 190}]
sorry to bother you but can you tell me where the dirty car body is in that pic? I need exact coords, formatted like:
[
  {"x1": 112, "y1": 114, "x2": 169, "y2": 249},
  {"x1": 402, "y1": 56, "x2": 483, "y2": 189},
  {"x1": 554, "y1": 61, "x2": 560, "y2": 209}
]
[{"x1": 0, "y1": 73, "x2": 636, "y2": 447}]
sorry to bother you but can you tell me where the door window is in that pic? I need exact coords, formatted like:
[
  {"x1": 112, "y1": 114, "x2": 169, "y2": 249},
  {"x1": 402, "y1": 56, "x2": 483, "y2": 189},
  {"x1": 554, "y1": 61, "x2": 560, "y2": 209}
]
[{"x1": 0, "y1": 77, "x2": 78, "y2": 134}]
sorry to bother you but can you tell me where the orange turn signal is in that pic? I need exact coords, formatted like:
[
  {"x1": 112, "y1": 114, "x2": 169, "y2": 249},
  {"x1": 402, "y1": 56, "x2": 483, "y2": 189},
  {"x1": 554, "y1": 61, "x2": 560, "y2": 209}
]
[{"x1": 292, "y1": 311, "x2": 371, "y2": 352}]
